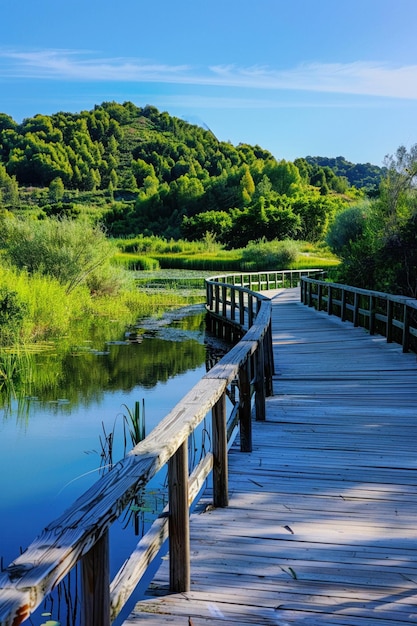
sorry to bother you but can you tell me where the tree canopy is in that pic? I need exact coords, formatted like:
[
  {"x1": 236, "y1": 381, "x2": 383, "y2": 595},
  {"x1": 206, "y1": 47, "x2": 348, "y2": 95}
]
[
  {"x1": 0, "y1": 101, "x2": 373, "y2": 246},
  {"x1": 326, "y1": 145, "x2": 417, "y2": 297}
]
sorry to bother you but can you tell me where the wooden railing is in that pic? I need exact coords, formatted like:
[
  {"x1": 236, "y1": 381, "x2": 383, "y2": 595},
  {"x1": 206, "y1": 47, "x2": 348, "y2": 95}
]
[
  {"x1": 0, "y1": 269, "x2": 308, "y2": 626},
  {"x1": 301, "y1": 277, "x2": 417, "y2": 353}
]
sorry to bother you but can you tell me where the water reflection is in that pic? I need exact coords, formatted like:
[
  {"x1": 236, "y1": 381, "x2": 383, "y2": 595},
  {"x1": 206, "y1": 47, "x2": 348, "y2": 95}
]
[
  {"x1": 0, "y1": 304, "x2": 231, "y2": 625},
  {"x1": 0, "y1": 306, "x2": 219, "y2": 563}
]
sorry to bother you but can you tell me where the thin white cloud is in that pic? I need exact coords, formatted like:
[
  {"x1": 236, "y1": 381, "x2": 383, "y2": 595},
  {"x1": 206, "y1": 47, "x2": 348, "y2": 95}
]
[
  {"x1": 209, "y1": 62, "x2": 417, "y2": 99},
  {"x1": 0, "y1": 49, "x2": 191, "y2": 81},
  {"x1": 151, "y1": 94, "x2": 392, "y2": 110},
  {"x1": 1, "y1": 49, "x2": 417, "y2": 99}
]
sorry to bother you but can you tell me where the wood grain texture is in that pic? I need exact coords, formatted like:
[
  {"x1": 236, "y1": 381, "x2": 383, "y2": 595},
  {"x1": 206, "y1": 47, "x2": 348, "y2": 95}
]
[{"x1": 123, "y1": 287, "x2": 417, "y2": 625}]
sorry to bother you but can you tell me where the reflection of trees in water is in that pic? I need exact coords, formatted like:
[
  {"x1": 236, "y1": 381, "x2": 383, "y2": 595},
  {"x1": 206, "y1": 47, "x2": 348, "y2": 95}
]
[
  {"x1": 1, "y1": 314, "x2": 208, "y2": 412},
  {"x1": 0, "y1": 309, "x2": 232, "y2": 420},
  {"x1": 5, "y1": 309, "x2": 230, "y2": 625},
  {"x1": 58, "y1": 335, "x2": 206, "y2": 398}
]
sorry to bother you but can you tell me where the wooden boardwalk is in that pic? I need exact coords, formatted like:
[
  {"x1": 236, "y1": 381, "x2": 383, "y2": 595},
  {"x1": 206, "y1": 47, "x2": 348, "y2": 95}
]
[{"x1": 123, "y1": 288, "x2": 417, "y2": 625}]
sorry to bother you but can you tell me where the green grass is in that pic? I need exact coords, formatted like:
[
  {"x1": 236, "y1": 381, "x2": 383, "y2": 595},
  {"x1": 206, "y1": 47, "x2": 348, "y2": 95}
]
[
  {"x1": 0, "y1": 234, "x2": 340, "y2": 350},
  {"x1": 114, "y1": 240, "x2": 339, "y2": 273}
]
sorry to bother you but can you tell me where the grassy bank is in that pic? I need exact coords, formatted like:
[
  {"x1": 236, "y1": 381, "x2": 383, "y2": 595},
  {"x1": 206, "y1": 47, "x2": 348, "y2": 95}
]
[
  {"x1": 0, "y1": 226, "x2": 339, "y2": 350},
  {"x1": 0, "y1": 264, "x2": 203, "y2": 349},
  {"x1": 114, "y1": 237, "x2": 340, "y2": 273}
]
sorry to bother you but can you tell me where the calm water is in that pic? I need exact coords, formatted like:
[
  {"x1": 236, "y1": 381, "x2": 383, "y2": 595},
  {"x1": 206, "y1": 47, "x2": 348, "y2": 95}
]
[{"x1": 0, "y1": 304, "x2": 219, "y2": 624}]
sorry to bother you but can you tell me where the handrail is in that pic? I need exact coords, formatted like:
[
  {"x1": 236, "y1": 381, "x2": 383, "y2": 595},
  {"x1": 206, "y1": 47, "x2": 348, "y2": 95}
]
[
  {"x1": 0, "y1": 269, "x2": 290, "y2": 626},
  {"x1": 301, "y1": 277, "x2": 417, "y2": 353}
]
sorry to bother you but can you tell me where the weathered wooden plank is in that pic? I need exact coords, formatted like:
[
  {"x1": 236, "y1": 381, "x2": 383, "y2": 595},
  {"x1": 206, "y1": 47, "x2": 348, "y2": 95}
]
[
  {"x1": 110, "y1": 453, "x2": 213, "y2": 621},
  {"x1": 122, "y1": 287, "x2": 417, "y2": 625},
  {"x1": 0, "y1": 378, "x2": 226, "y2": 624}
]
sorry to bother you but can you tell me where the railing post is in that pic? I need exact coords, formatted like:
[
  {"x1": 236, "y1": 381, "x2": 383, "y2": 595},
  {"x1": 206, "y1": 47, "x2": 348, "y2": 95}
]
[
  {"x1": 239, "y1": 290, "x2": 245, "y2": 326},
  {"x1": 369, "y1": 295, "x2": 375, "y2": 335},
  {"x1": 238, "y1": 358, "x2": 252, "y2": 452},
  {"x1": 317, "y1": 283, "x2": 322, "y2": 311},
  {"x1": 231, "y1": 286, "x2": 237, "y2": 321},
  {"x1": 255, "y1": 340, "x2": 266, "y2": 421},
  {"x1": 402, "y1": 303, "x2": 411, "y2": 353},
  {"x1": 327, "y1": 285, "x2": 333, "y2": 315},
  {"x1": 341, "y1": 288, "x2": 347, "y2": 322},
  {"x1": 212, "y1": 391, "x2": 229, "y2": 507},
  {"x1": 263, "y1": 321, "x2": 274, "y2": 397},
  {"x1": 168, "y1": 441, "x2": 190, "y2": 592},
  {"x1": 214, "y1": 283, "x2": 220, "y2": 315},
  {"x1": 206, "y1": 281, "x2": 211, "y2": 311},
  {"x1": 386, "y1": 299, "x2": 393, "y2": 343},
  {"x1": 81, "y1": 530, "x2": 110, "y2": 626},
  {"x1": 222, "y1": 284, "x2": 227, "y2": 317},
  {"x1": 308, "y1": 281, "x2": 313, "y2": 307},
  {"x1": 353, "y1": 292, "x2": 359, "y2": 327},
  {"x1": 248, "y1": 294, "x2": 254, "y2": 327}
]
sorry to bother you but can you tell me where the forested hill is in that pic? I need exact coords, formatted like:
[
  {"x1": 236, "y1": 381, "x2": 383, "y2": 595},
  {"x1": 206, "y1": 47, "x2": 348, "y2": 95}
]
[
  {"x1": 305, "y1": 155, "x2": 386, "y2": 196},
  {"x1": 0, "y1": 101, "x2": 385, "y2": 243}
]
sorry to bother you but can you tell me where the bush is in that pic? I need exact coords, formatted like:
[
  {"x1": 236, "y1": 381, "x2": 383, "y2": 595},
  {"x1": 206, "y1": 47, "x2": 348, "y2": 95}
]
[
  {"x1": 326, "y1": 202, "x2": 370, "y2": 258},
  {"x1": 0, "y1": 215, "x2": 121, "y2": 295},
  {"x1": 241, "y1": 239, "x2": 299, "y2": 270},
  {"x1": 0, "y1": 287, "x2": 27, "y2": 345}
]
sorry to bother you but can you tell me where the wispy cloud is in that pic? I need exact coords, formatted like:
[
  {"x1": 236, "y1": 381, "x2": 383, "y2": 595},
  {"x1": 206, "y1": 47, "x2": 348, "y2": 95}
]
[
  {"x1": 1, "y1": 49, "x2": 417, "y2": 100},
  {"x1": 0, "y1": 49, "x2": 191, "y2": 81},
  {"x1": 209, "y1": 62, "x2": 417, "y2": 99}
]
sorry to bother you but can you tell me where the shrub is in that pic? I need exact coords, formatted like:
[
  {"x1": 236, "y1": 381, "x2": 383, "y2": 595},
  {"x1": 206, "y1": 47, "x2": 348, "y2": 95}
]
[
  {"x1": 241, "y1": 239, "x2": 299, "y2": 270},
  {"x1": 326, "y1": 202, "x2": 370, "y2": 258},
  {"x1": 0, "y1": 215, "x2": 120, "y2": 295},
  {"x1": 0, "y1": 287, "x2": 27, "y2": 345}
]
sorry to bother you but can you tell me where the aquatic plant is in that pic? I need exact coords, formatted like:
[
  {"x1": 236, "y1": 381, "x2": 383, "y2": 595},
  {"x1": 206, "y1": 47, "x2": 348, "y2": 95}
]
[{"x1": 122, "y1": 399, "x2": 146, "y2": 448}]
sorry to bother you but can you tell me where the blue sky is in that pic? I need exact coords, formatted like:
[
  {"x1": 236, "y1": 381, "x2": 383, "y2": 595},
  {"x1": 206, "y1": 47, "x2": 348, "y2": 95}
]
[{"x1": 1, "y1": 0, "x2": 417, "y2": 166}]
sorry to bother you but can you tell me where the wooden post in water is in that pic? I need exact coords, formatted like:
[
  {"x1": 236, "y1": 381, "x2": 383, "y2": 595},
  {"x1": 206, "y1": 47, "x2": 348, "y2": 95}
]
[
  {"x1": 81, "y1": 529, "x2": 110, "y2": 626},
  {"x1": 168, "y1": 441, "x2": 190, "y2": 592},
  {"x1": 212, "y1": 391, "x2": 229, "y2": 507}
]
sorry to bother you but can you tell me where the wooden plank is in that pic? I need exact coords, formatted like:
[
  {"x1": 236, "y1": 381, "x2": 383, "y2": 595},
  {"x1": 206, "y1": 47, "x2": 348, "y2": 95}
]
[{"x1": 122, "y1": 287, "x2": 417, "y2": 626}]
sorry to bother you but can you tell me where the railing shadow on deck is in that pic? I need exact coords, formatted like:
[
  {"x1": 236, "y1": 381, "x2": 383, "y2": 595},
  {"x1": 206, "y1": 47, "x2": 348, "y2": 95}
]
[
  {"x1": 0, "y1": 268, "x2": 322, "y2": 626},
  {"x1": 301, "y1": 277, "x2": 417, "y2": 354}
]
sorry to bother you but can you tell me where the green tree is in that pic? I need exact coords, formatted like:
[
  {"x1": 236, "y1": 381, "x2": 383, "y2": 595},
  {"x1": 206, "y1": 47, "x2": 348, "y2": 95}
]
[
  {"x1": 49, "y1": 176, "x2": 65, "y2": 203},
  {"x1": 240, "y1": 165, "x2": 255, "y2": 204},
  {"x1": 292, "y1": 192, "x2": 345, "y2": 242},
  {"x1": 265, "y1": 160, "x2": 302, "y2": 196},
  {"x1": 0, "y1": 165, "x2": 19, "y2": 207},
  {"x1": 326, "y1": 203, "x2": 370, "y2": 258},
  {"x1": 182, "y1": 210, "x2": 233, "y2": 242}
]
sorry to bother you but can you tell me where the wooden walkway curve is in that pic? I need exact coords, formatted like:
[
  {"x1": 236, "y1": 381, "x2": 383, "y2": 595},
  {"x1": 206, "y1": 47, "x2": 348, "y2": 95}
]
[{"x1": 122, "y1": 287, "x2": 417, "y2": 625}]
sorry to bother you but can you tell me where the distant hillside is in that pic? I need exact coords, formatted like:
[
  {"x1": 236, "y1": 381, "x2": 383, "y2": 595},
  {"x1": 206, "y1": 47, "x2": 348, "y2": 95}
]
[
  {"x1": 0, "y1": 102, "x2": 376, "y2": 242},
  {"x1": 305, "y1": 155, "x2": 386, "y2": 196}
]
